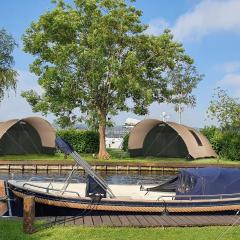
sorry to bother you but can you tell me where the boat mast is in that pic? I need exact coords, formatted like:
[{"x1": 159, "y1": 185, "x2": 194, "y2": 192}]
[{"x1": 56, "y1": 137, "x2": 115, "y2": 198}]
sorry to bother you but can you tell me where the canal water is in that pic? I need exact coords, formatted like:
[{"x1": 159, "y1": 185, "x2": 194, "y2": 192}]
[{"x1": 0, "y1": 170, "x2": 176, "y2": 185}]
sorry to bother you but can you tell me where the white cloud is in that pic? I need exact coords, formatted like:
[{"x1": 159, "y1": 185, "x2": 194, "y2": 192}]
[
  {"x1": 0, "y1": 70, "x2": 50, "y2": 122},
  {"x1": 172, "y1": 0, "x2": 240, "y2": 42},
  {"x1": 145, "y1": 18, "x2": 169, "y2": 35},
  {"x1": 216, "y1": 61, "x2": 240, "y2": 97},
  {"x1": 147, "y1": 0, "x2": 240, "y2": 41},
  {"x1": 218, "y1": 73, "x2": 240, "y2": 87},
  {"x1": 221, "y1": 61, "x2": 240, "y2": 73}
]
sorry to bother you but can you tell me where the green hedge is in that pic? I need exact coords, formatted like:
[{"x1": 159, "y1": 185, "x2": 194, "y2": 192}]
[
  {"x1": 201, "y1": 126, "x2": 224, "y2": 154},
  {"x1": 219, "y1": 131, "x2": 240, "y2": 161},
  {"x1": 201, "y1": 126, "x2": 240, "y2": 161},
  {"x1": 57, "y1": 129, "x2": 99, "y2": 153}
]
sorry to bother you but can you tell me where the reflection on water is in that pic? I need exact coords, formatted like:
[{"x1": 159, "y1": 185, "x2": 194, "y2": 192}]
[{"x1": 0, "y1": 170, "x2": 177, "y2": 185}]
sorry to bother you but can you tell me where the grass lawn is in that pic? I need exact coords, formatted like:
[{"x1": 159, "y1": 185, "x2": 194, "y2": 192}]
[
  {"x1": 0, "y1": 149, "x2": 238, "y2": 165},
  {"x1": 0, "y1": 219, "x2": 240, "y2": 240}
]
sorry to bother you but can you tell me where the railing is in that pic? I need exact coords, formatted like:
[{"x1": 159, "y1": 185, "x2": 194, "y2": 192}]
[
  {"x1": 22, "y1": 183, "x2": 81, "y2": 198},
  {"x1": 24, "y1": 176, "x2": 82, "y2": 196},
  {"x1": 27, "y1": 176, "x2": 80, "y2": 183},
  {"x1": 157, "y1": 192, "x2": 240, "y2": 201}
]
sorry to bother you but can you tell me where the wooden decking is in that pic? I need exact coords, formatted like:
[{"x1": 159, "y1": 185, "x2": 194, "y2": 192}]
[{"x1": 42, "y1": 214, "x2": 240, "y2": 228}]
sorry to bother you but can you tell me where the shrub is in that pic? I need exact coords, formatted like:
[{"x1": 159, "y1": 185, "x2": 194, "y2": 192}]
[
  {"x1": 220, "y1": 131, "x2": 240, "y2": 161},
  {"x1": 201, "y1": 126, "x2": 218, "y2": 140},
  {"x1": 201, "y1": 126, "x2": 240, "y2": 161},
  {"x1": 122, "y1": 133, "x2": 129, "y2": 152},
  {"x1": 57, "y1": 129, "x2": 99, "y2": 153},
  {"x1": 201, "y1": 126, "x2": 224, "y2": 154}
]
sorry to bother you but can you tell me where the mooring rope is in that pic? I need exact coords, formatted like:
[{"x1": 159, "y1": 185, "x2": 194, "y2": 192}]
[{"x1": 42, "y1": 195, "x2": 102, "y2": 228}]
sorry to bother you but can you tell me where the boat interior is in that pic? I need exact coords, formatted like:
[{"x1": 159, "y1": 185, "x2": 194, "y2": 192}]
[{"x1": 8, "y1": 179, "x2": 176, "y2": 201}]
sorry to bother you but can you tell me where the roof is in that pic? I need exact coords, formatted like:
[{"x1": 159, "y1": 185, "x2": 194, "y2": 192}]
[
  {"x1": 128, "y1": 119, "x2": 217, "y2": 159},
  {"x1": 124, "y1": 118, "x2": 141, "y2": 126},
  {"x1": 0, "y1": 117, "x2": 56, "y2": 148}
]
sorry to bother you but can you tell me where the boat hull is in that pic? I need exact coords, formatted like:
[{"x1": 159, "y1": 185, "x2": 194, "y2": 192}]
[{"x1": 8, "y1": 182, "x2": 240, "y2": 216}]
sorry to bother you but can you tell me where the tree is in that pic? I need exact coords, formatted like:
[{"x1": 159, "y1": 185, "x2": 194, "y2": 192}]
[
  {"x1": 207, "y1": 88, "x2": 240, "y2": 129},
  {"x1": 167, "y1": 62, "x2": 203, "y2": 124},
  {"x1": 22, "y1": 0, "x2": 194, "y2": 159},
  {"x1": 0, "y1": 28, "x2": 17, "y2": 101}
]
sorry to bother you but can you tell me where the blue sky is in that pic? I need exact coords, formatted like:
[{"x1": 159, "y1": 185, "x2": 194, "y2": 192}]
[{"x1": 1, "y1": 0, "x2": 240, "y2": 127}]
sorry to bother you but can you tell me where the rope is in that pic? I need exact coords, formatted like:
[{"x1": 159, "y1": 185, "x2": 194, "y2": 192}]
[
  {"x1": 38, "y1": 195, "x2": 102, "y2": 230},
  {"x1": 13, "y1": 190, "x2": 240, "y2": 214},
  {"x1": 53, "y1": 196, "x2": 102, "y2": 226}
]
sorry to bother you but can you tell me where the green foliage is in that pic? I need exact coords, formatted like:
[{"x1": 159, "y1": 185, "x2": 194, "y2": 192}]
[
  {"x1": 57, "y1": 129, "x2": 99, "y2": 153},
  {"x1": 122, "y1": 133, "x2": 129, "y2": 152},
  {"x1": 220, "y1": 131, "x2": 240, "y2": 161},
  {"x1": 168, "y1": 62, "x2": 203, "y2": 116},
  {"x1": 21, "y1": 0, "x2": 197, "y2": 156},
  {"x1": 201, "y1": 126, "x2": 224, "y2": 154},
  {"x1": 54, "y1": 115, "x2": 76, "y2": 129},
  {"x1": 205, "y1": 88, "x2": 240, "y2": 161},
  {"x1": 207, "y1": 88, "x2": 240, "y2": 128},
  {"x1": 201, "y1": 126, "x2": 240, "y2": 161},
  {"x1": 0, "y1": 28, "x2": 17, "y2": 101}
]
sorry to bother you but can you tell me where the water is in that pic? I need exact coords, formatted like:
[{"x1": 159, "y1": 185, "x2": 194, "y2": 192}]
[{"x1": 0, "y1": 170, "x2": 176, "y2": 185}]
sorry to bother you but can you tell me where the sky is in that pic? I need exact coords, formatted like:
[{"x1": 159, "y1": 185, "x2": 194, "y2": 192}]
[{"x1": 1, "y1": 0, "x2": 240, "y2": 127}]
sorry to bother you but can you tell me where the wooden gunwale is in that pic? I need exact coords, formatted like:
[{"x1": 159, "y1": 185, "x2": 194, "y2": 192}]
[
  {"x1": 9, "y1": 182, "x2": 240, "y2": 204},
  {"x1": 11, "y1": 188, "x2": 240, "y2": 213}
]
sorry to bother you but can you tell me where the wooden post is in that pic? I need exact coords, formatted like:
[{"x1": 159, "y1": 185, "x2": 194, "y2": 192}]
[
  {"x1": 0, "y1": 181, "x2": 7, "y2": 216},
  {"x1": 23, "y1": 196, "x2": 35, "y2": 234}
]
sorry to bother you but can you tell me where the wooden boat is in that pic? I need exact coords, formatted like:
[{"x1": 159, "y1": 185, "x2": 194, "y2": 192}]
[{"x1": 6, "y1": 138, "x2": 240, "y2": 216}]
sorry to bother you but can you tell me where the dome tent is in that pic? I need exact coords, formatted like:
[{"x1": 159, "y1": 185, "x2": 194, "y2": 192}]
[
  {"x1": 0, "y1": 117, "x2": 56, "y2": 155},
  {"x1": 128, "y1": 119, "x2": 217, "y2": 159}
]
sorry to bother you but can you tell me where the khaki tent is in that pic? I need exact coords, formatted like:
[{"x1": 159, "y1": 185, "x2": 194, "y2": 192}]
[
  {"x1": 128, "y1": 119, "x2": 217, "y2": 159},
  {"x1": 0, "y1": 117, "x2": 56, "y2": 155}
]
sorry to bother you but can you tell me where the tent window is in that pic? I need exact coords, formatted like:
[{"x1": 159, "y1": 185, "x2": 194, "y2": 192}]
[{"x1": 189, "y1": 130, "x2": 203, "y2": 146}]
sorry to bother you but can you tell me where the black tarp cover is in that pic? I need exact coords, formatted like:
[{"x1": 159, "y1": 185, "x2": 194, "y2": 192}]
[{"x1": 176, "y1": 168, "x2": 240, "y2": 196}]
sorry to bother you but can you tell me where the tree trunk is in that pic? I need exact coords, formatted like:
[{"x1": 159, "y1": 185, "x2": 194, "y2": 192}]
[{"x1": 97, "y1": 110, "x2": 110, "y2": 159}]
